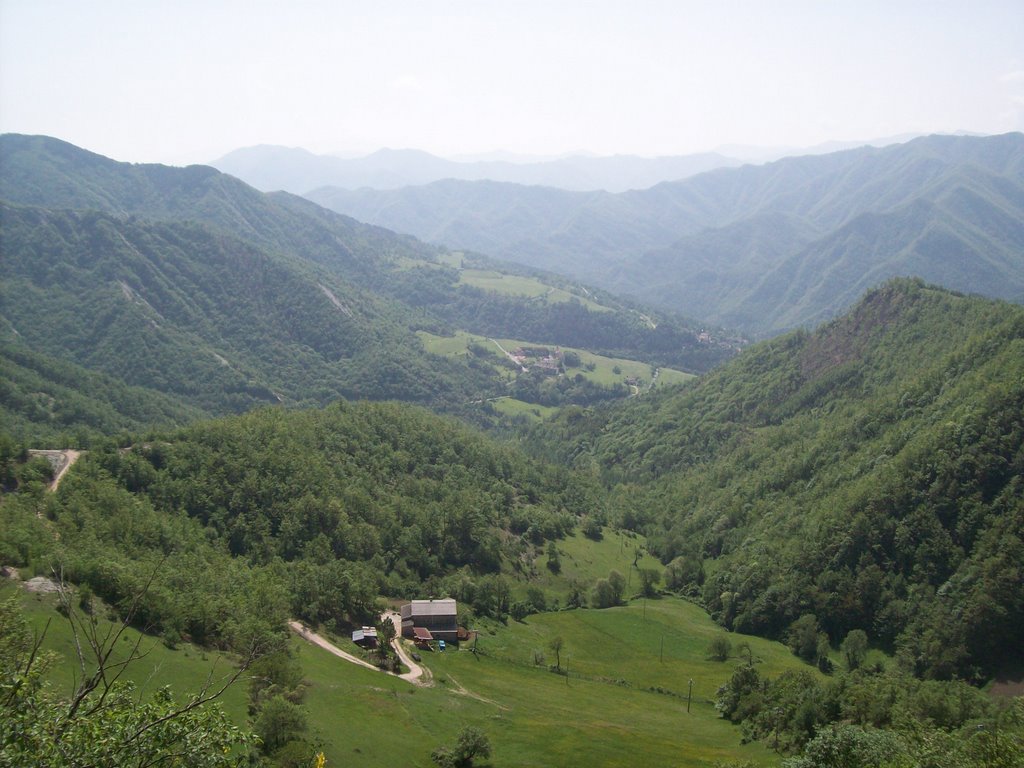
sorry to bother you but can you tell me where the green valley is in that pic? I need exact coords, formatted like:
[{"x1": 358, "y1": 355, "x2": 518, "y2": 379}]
[{"x1": 2, "y1": 134, "x2": 1023, "y2": 768}]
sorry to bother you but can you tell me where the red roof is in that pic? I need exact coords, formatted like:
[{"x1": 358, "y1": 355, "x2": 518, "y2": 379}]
[{"x1": 412, "y1": 627, "x2": 434, "y2": 641}]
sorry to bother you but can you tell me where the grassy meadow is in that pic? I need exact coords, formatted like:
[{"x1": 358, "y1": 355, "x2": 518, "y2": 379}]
[
  {"x1": 298, "y1": 595, "x2": 795, "y2": 767},
  {"x1": 458, "y1": 269, "x2": 612, "y2": 313},
  {"x1": 12, "y1": 588, "x2": 250, "y2": 726},
  {"x1": 9, "y1": 554, "x2": 815, "y2": 767},
  {"x1": 417, "y1": 330, "x2": 694, "y2": 403}
]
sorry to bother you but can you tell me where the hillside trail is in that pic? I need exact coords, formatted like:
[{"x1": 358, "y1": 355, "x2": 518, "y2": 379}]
[
  {"x1": 381, "y1": 610, "x2": 433, "y2": 685},
  {"x1": 288, "y1": 616, "x2": 434, "y2": 687},
  {"x1": 288, "y1": 621, "x2": 381, "y2": 673},
  {"x1": 289, "y1": 614, "x2": 500, "y2": 708},
  {"x1": 28, "y1": 449, "x2": 83, "y2": 494}
]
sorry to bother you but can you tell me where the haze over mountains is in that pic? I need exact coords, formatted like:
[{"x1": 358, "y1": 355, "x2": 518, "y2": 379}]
[
  {"x1": 304, "y1": 133, "x2": 1024, "y2": 336},
  {"x1": 211, "y1": 145, "x2": 743, "y2": 194},
  {"x1": 210, "y1": 134, "x2": 931, "y2": 195}
]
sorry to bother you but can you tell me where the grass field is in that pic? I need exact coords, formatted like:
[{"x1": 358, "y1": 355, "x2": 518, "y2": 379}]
[
  {"x1": 506, "y1": 529, "x2": 664, "y2": 604},
  {"x1": 297, "y1": 594, "x2": 794, "y2": 767},
  {"x1": 489, "y1": 397, "x2": 559, "y2": 422},
  {"x1": 458, "y1": 269, "x2": 612, "y2": 313},
  {"x1": 418, "y1": 330, "x2": 695, "y2": 400},
  {"x1": 10, "y1": 567, "x2": 805, "y2": 767},
  {"x1": 12, "y1": 588, "x2": 250, "y2": 726}
]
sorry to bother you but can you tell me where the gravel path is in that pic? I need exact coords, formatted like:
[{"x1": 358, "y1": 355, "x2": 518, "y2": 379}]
[{"x1": 288, "y1": 617, "x2": 433, "y2": 686}]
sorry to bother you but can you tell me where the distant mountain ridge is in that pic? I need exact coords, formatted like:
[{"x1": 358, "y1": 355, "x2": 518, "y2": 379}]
[
  {"x1": 306, "y1": 133, "x2": 1024, "y2": 336},
  {"x1": 210, "y1": 144, "x2": 742, "y2": 194},
  {"x1": 0, "y1": 134, "x2": 728, "y2": 437}
]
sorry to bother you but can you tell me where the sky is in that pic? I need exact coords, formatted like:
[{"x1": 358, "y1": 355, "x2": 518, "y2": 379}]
[{"x1": 1, "y1": 0, "x2": 1022, "y2": 165}]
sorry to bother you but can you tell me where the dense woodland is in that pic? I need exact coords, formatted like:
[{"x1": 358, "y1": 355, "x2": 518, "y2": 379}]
[
  {"x1": 530, "y1": 280, "x2": 1024, "y2": 682},
  {"x1": 1, "y1": 401, "x2": 597, "y2": 645}
]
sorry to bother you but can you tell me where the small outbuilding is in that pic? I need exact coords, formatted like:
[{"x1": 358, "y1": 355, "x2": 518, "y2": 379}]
[
  {"x1": 411, "y1": 626, "x2": 434, "y2": 649},
  {"x1": 400, "y1": 598, "x2": 458, "y2": 643},
  {"x1": 352, "y1": 626, "x2": 378, "y2": 649}
]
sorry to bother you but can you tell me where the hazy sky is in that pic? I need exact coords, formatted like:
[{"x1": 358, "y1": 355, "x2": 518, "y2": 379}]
[{"x1": 1, "y1": 0, "x2": 1022, "y2": 165}]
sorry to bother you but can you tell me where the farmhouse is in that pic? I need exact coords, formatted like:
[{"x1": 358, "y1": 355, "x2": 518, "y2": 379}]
[{"x1": 400, "y1": 598, "x2": 458, "y2": 643}]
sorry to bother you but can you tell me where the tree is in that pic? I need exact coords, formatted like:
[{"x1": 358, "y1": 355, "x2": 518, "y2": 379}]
[
  {"x1": 592, "y1": 578, "x2": 615, "y2": 608},
  {"x1": 254, "y1": 695, "x2": 308, "y2": 755},
  {"x1": 708, "y1": 634, "x2": 732, "y2": 661},
  {"x1": 526, "y1": 586, "x2": 547, "y2": 613},
  {"x1": 608, "y1": 570, "x2": 626, "y2": 604},
  {"x1": 782, "y1": 724, "x2": 906, "y2": 768},
  {"x1": 816, "y1": 634, "x2": 834, "y2": 673},
  {"x1": 431, "y1": 726, "x2": 492, "y2": 767},
  {"x1": 638, "y1": 567, "x2": 661, "y2": 597},
  {"x1": 549, "y1": 635, "x2": 565, "y2": 673},
  {"x1": 841, "y1": 629, "x2": 869, "y2": 671},
  {"x1": 788, "y1": 614, "x2": 822, "y2": 664},
  {"x1": 546, "y1": 540, "x2": 562, "y2": 573},
  {"x1": 736, "y1": 640, "x2": 755, "y2": 668},
  {"x1": 565, "y1": 579, "x2": 587, "y2": 608},
  {"x1": 715, "y1": 664, "x2": 762, "y2": 721},
  {"x1": 582, "y1": 518, "x2": 603, "y2": 540},
  {"x1": 376, "y1": 615, "x2": 398, "y2": 670},
  {"x1": 0, "y1": 591, "x2": 256, "y2": 768}
]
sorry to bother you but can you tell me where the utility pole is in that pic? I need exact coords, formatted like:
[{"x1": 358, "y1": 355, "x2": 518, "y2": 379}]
[
  {"x1": 687, "y1": 679, "x2": 693, "y2": 713},
  {"x1": 660, "y1": 635, "x2": 664, "y2": 663}
]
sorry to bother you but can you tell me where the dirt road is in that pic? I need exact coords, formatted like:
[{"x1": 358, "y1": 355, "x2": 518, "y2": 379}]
[
  {"x1": 288, "y1": 621, "x2": 380, "y2": 672},
  {"x1": 288, "y1": 616, "x2": 432, "y2": 686},
  {"x1": 382, "y1": 610, "x2": 432, "y2": 685},
  {"x1": 28, "y1": 449, "x2": 83, "y2": 492}
]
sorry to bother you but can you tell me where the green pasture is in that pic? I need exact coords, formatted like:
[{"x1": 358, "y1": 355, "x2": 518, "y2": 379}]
[
  {"x1": 508, "y1": 529, "x2": 663, "y2": 604},
  {"x1": 437, "y1": 251, "x2": 465, "y2": 268},
  {"x1": 9, "y1": 575, "x2": 808, "y2": 767},
  {"x1": 458, "y1": 269, "x2": 612, "y2": 312},
  {"x1": 417, "y1": 329, "x2": 488, "y2": 357},
  {"x1": 488, "y1": 397, "x2": 559, "y2": 422},
  {"x1": 297, "y1": 594, "x2": 793, "y2": 767},
  {"x1": 12, "y1": 589, "x2": 250, "y2": 726},
  {"x1": 418, "y1": 330, "x2": 693, "y2": 396}
]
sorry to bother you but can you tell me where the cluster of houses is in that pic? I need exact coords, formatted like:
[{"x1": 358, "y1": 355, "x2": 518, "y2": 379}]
[
  {"x1": 352, "y1": 598, "x2": 463, "y2": 651},
  {"x1": 510, "y1": 346, "x2": 563, "y2": 373}
]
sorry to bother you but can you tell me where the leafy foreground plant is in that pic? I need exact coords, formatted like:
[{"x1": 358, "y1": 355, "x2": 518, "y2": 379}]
[
  {"x1": 431, "y1": 727, "x2": 492, "y2": 768},
  {"x1": 0, "y1": 588, "x2": 257, "y2": 767}
]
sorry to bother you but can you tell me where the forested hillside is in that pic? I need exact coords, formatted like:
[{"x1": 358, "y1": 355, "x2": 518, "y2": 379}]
[
  {"x1": 0, "y1": 339, "x2": 205, "y2": 443},
  {"x1": 0, "y1": 135, "x2": 727, "y2": 439},
  {"x1": 1, "y1": 400, "x2": 596, "y2": 644},
  {"x1": 309, "y1": 133, "x2": 1024, "y2": 335},
  {"x1": 0, "y1": 201, "x2": 496, "y2": 413},
  {"x1": 531, "y1": 280, "x2": 1024, "y2": 680}
]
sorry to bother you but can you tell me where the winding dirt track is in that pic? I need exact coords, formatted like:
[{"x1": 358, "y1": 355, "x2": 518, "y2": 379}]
[
  {"x1": 288, "y1": 616, "x2": 432, "y2": 686},
  {"x1": 288, "y1": 621, "x2": 381, "y2": 673},
  {"x1": 28, "y1": 449, "x2": 83, "y2": 492},
  {"x1": 381, "y1": 610, "x2": 433, "y2": 685}
]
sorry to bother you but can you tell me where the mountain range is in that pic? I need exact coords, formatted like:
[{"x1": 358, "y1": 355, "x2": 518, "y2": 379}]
[
  {"x1": 306, "y1": 133, "x2": 1024, "y2": 336},
  {"x1": 210, "y1": 145, "x2": 742, "y2": 194},
  {"x1": 3, "y1": 132, "x2": 1024, "y2": 766},
  {"x1": 0, "y1": 134, "x2": 722, "y2": 440}
]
